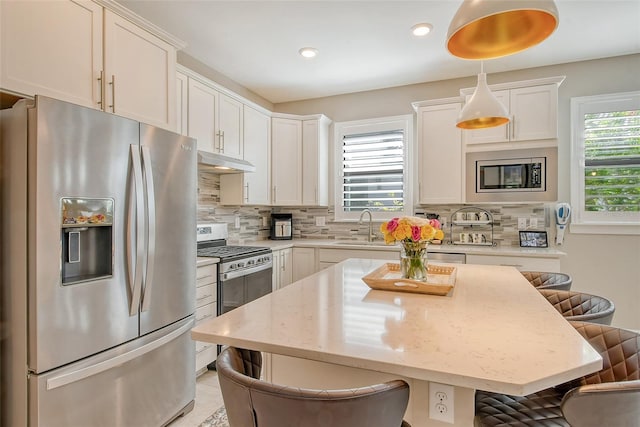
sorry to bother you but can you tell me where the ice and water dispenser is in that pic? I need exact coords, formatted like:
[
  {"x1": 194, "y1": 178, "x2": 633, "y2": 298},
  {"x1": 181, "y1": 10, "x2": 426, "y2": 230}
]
[{"x1": 61, "y1": 198, "x2": 114, "y2": 285}]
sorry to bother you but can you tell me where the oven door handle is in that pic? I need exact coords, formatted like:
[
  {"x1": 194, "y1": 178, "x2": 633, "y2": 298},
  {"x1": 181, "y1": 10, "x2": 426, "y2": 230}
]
[{"x1": 222, "y1": 262, "x2": 273, "y2": 281}]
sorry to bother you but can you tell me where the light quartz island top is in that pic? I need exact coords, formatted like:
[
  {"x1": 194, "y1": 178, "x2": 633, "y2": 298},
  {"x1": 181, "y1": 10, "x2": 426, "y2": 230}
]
[{"x1": 192, "y1": 259, "x2": 599, "y2": 426}]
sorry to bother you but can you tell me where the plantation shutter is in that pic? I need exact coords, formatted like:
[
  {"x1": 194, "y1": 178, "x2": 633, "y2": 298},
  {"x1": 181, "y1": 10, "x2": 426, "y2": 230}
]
[
  {"x1": 583, "y1": 109, "x2": 640, "y2": 212},
  {"x1": 341, "y1": 129, "x2": 404, "y2": 212}
]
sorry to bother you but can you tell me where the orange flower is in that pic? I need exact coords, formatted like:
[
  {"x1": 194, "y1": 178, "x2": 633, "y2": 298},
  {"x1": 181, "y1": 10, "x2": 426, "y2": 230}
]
[{"x1": 380, "y1": 216, "x2": 444, "y2": 245}]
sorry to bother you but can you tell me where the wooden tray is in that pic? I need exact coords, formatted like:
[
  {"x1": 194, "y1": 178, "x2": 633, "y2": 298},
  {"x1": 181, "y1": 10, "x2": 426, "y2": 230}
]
[{"x1": 362, "y1": 263, "x2": 456, "y2": 296}]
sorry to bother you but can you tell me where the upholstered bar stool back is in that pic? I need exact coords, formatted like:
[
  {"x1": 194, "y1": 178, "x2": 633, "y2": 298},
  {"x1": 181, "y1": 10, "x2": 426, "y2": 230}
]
[
  {"x1": 539, "y1": 289, "x2": 615, "y2": 325},
  {"x1": 216, "y1": 346, "x2": 412, "y2": 427},
  {"x1": 475, "y1": 321, "x2": 640, "y2": 426},
  {"x1": 521, "y1": 271, "x2": 572, "y2": 291}
]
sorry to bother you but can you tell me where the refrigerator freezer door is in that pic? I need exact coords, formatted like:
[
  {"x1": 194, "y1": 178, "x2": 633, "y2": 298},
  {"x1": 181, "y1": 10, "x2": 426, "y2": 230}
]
[
  {"x1": 138, "y1": 124, "x2": 197, "y2": 336},
  {"x1": 29, "y1": 96, "x2": 140, "y2": 373},
  {"x1": 29, "y1": 316, "x2": 195, "y2": 427}
]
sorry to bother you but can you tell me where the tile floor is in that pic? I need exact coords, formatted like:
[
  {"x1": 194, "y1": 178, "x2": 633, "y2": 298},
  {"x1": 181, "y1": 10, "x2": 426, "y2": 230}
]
[{"x1": 169, "y1": 370, "x2": 224, "y2": 427}]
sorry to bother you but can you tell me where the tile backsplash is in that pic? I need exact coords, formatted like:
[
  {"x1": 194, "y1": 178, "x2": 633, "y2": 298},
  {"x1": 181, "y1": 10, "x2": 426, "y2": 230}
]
[{"x1": 198, "y1": 169, "x2": 552, "y2": 246}]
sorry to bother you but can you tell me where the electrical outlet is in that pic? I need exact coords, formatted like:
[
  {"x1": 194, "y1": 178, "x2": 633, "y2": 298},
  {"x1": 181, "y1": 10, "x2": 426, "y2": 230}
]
[
  {"x1": 234, "y1": 215, "x2": 241, "y2": 229},
  {"x1": 529, "y1": 217, "x2": 538, "y2": 229},
  {"x1": 518, "y1": 217, "x2": 528, "y2": 230},
  {"x1": 429, "y1": 382, "x2": 454, "y2": 424}
]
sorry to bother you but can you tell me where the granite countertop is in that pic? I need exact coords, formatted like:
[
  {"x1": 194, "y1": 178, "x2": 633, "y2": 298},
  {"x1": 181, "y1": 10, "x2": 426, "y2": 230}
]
[
  {"x1": 192, "y1": 259, "x2": 600, "y2": 396},
  {"x1": 240, "y1": 238, "x2": 566, "y2": 259}
]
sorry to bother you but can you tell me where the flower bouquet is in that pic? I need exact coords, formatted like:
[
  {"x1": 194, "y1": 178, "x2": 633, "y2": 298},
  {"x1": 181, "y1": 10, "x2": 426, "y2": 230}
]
[{"x1": 379, "y1": 216, "x2": 444, "y2": 281}]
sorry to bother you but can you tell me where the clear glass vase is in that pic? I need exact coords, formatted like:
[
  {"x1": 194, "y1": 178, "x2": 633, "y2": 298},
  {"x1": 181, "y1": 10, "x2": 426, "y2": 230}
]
[{"x1": 400, "y1": 240, "x2": 429, "y2": 281}]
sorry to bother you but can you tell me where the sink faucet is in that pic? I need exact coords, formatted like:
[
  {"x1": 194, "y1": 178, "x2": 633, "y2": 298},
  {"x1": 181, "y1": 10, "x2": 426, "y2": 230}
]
[{"x1": 358, "y1": 209, "x2": 375, "y2": 242}]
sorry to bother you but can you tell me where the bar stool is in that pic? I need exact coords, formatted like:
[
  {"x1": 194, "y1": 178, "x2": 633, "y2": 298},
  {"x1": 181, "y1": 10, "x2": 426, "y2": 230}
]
[
  {"x1": 539, "y1": 289, "x2": 615, "y2": 325},
  {"x1": 521, "y1": 271, "x2": 572, "y2": 291},
  {"x1": 475, "y1": 321, "x2": 640, "y2": 427},
  {"x1": 216, "y1": 346, "x2": 412, "y2": 427}
]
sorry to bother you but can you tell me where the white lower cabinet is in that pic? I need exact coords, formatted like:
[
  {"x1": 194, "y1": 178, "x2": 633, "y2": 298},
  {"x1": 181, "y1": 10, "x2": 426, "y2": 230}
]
[
  {"x1": 318, "y1": 248, "x2": 399, "y2": 269},
  {"x1": 292, "y1": 247, "x2": 316, "y2": 282},
  {"x1": 195, "y1": 263, "x2": 217, "y2": 374},
  {"x1": 466, "y1": 254, "x2": 560, "y2": 272},
  {"x1": 272, "y1": 248, "x2": 293, "y2": 289}
]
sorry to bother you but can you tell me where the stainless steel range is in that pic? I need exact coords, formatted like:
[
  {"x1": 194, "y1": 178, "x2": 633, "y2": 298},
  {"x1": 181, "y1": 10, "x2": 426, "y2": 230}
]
[{"x1": 196, "y1": 224, "x2": 273, "y2": 316}]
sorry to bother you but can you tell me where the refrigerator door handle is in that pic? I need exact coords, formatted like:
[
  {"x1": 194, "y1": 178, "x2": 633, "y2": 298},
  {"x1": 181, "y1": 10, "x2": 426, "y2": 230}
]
[
  {"x1": 45, "y1": 319, "x2": 194, "y2": 390},
  {"x1": 140, "y1": 145, "x2": 156, "y2": 312},
  {"x1": 129, "y1": 145, "x2": 145, "y2": 316}
]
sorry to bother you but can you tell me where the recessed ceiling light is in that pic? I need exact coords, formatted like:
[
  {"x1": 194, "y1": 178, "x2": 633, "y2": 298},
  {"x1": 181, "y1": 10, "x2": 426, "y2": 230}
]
[
  {"x1": 299, "y1": 47, "x2": 318, "y2": 58},
  {"x1": 412, "y1": 23, "x2": 433, "y2": 37}
]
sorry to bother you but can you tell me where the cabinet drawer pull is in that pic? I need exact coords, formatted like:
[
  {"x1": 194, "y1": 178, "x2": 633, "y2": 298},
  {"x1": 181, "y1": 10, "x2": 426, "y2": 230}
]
[{"x1": 196, "y1": 293, "x2": 213, "y2": 301}]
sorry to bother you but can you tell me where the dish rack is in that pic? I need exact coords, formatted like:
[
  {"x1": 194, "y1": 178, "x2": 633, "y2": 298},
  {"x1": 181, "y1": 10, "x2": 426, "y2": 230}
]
[{"x1": 448, "y1": 207, "x2": 496, "y2": 247}]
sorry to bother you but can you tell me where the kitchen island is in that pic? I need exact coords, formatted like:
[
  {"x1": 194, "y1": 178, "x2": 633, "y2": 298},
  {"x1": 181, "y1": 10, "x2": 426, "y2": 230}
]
[{"x1": 191, "y1": 259, "x2": 601, "y2": 426}]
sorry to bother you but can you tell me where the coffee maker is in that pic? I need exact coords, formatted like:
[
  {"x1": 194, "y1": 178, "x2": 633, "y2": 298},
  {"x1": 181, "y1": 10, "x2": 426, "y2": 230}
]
[{"x1": 270, "y1": 213, "x2": 292, "y2": 240}]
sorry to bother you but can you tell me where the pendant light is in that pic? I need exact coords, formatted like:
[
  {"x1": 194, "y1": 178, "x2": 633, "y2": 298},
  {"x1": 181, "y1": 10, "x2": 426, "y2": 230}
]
[
  {"x1": 456, "y1": 62, "x2": 509, "y2": 130},
  {"x1": 447, "y1": 0, "x2": 559, "y2": 60}
]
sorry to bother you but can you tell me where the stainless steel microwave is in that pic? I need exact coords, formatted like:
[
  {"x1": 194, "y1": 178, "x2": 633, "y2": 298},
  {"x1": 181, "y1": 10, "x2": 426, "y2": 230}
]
[
  {"x1": 477, "y1": 157, "x2": 545, "y2": 193},
  {"x1": 465, "y1": 148, "x2": 557, "y2": 203}
]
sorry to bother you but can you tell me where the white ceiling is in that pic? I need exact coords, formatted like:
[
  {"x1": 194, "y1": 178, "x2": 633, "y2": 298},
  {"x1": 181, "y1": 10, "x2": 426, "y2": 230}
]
[{"x1": 118, "y1": 0, "x2": 640, "y2": 104}]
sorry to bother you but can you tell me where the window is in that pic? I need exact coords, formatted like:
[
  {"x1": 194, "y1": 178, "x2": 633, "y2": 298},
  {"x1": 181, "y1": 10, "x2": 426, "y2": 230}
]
[
  {"x1": 570, "y1": 91, "x2": 640, "y2": 234},
  {"x1": 334, "y1": 115, "x2": 413, "y2": 221}
]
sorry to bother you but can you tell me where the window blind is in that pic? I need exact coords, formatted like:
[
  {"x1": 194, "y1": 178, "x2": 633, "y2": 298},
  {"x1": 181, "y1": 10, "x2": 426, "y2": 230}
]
[
  {"x1": 583, "y1": 109, "x2": 640, "y2": 212},
  {"x1": 341, "y1": 130, "x2": 404, "y2": 212}
]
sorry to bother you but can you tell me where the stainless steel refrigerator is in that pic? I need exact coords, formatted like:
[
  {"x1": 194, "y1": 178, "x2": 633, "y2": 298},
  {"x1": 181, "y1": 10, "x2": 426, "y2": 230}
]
[{"x1": 1, "y1": 96, "x2": 197, "y2": 426}]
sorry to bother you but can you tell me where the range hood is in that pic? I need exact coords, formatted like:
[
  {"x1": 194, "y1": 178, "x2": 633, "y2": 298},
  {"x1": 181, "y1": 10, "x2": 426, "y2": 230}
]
[{"x1": 197, "y1": 151, "x2": 255, "y2": 173}]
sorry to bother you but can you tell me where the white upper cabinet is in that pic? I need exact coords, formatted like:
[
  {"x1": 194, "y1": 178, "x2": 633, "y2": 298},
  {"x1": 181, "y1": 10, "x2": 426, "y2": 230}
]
[
  {"x1": 217, "y1": 93, "x2": 244, "y2": 159},
  {"x1": 271, "y1": 115, "x2": 330, "y2": 206},
  {"x1": 461, "y1": 77, "x2": 563, "y2": 148},
  {"x1": 461, "y1": 91, "x2": 511, "y2": 145},
  {"x1": 187, "y1": 78, "x2": 218, "y2": 152},
  {"x1": 220, "y1": 105, "x2": 271, "y2": 205},
  {"x1": 271, "y1": 118, "x2": 303, "y2": 205},
  {"x1": 302, "y1": 118, "x2": 330, "y2": 206},
  {"x1": 0, "y1": 1, "x2": 180, "y2": 131},
  {"x1": 186, "y1": 74, "x2": 244, "y2": 159},
  {"x1": 0, "y1": 0, "x2": 103, "y2": 108},
  {"x1": 176, "y1": 71, "x2": 188, "y2": 136},
  {"x1": 509, "y1": 85, "x2": 559, "y2": 141},
  {"x1": 415, "y1": 100, "x2": 464, "y2": 204},
  {"x1": 103, "y1": 10, "x2": 176, "y2": 130}
]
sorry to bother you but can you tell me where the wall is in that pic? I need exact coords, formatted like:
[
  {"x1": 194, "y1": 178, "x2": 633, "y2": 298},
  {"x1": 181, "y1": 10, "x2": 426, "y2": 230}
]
[{"x1": 271, "y1": 54, "x2": 640, "y2": 331}]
